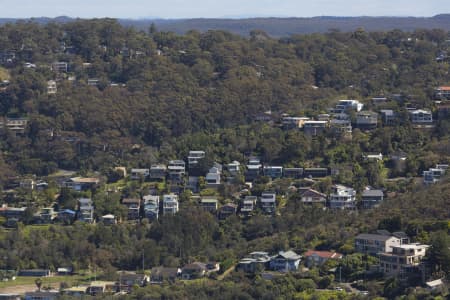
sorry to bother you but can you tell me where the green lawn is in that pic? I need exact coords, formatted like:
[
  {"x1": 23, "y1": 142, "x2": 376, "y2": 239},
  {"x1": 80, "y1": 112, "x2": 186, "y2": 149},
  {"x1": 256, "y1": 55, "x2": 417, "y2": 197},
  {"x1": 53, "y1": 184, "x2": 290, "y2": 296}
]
[{"x1": 0, "y1": 273, "x2": 93, "y2": 289}]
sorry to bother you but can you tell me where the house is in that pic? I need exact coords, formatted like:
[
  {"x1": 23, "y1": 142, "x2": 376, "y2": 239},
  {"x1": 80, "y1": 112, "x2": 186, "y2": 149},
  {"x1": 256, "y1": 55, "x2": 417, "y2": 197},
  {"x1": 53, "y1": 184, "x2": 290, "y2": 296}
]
[
  {"x1": 38, "y1": 207, "x2": 57, "y2": 224},
  {"x1": 299, "y1": 188, "x2": 327, "y2": 205},
  {"x1": 379, "y1": 243, "x2": 429, "y2": 279},
  {"x1": 317, "y1": 114, "x2": 330, "y2": 121},
  {"x1": 219, "y1": 203, "x2": 237, "y2": 220},
  {"x1": 303, "y1": 168, "x2": 328, "y2": 178},
  {"x1": 227, "y1": 161, "x2": 241, "y2": 176},
  {"x1": 19, "y1": 269, "x2": 52, "y2": 277},
  {"x1": 437, "y1": 102, "x2": 450, "y2": 120},
  {"x1": 117, "y1": 272, "x2": 149, "y2": 290},
  {"x1": 77, "y1": 198, "x2": 94, "y2": 223},
  {"x1": 47, "y1": 80, "x2": 57, "y2": 94},
  {"x1": 245, "y1": 157, "x2": 262, "y2": 181},
  {"x1": 426, "y1": 279, "x2": 445, "y2": 292},
  {"x1": 364, "y1": 153, "x2": 383, "y2": 161},
  {"x1": 355, "y1": 111, "x2": 378, "y2": 130},
  {"x1": 1, "y1": 118, "x2": 28, "y2": 135},
  {"x1": 362, "y1": 189, "x2": 384, "y2": 209},
  {"x1": 329, "y1": 185, "x2": 356, "y2": 209},
  {"x1": 188, "y1": 150, "x2": 205, "y2": 168},
  {"x1": 331, "y1": 99, "x2": 364, "y2": 113},
  {"x1": 149, "y1": 164, "x2": 166, "y2": 180},
  {"x1": 51, "y1": 61, "x2": 68, "y2": 73},
  {"x1": 303, "y1": 121, "x2": 327, "y2": 136},
  {"x1": 281, "y1": 116, "x2": 310, "y2": 129},
  {"x1": 86, "y1": 281, "x2": 116, "y2": 296},
  {"x1": 162, "y1": 194, "x2": 179, "y2": 215},
  {"x1": 330, "y1": 119, "x2": 352, "y2": 134},
  {"x1": 409, "y1": 109, "x2": 433, "y2": 124},
  {"x1": 303, "y1": 250, "x2": 343, "y2": 267},
  {"x1": 434, "y1": 86, "x2": 450, "y2": 100},
  {"x1": 241, "y1": 196, "x2": 257, "y2": 216},
  {"x1": 24, "y1": 292, "x2": 58, "y2": 300},
  {"x1": 205, "y1": 167, "x2": 221, "y2": 187},
  {"x1": 143, "y1": 195, "x2": 160, "y2": 221},
  {"x1": 380, "y1": 109, "x2": 396, "y2": 125},
  {"x1": 101, "y1": 214, "x2": 117, "y2": 225},
  {"x1": 167, "y1": 160, "x2": 185, "y2": 183},
  {"x1": 237, "y1": 252, "x2": 272, "y2": 273},
  {"x1": 263, "y1": 166, "x2": 283, "y2": 179},
  {"x1": 283, "y1": 168, "x2": 303, "y2": 179},
  {"x1": 57, "y1": 267, "x2": 73, "y2": 275},
  {"x1": 130, "y1": 169, "x2": 149, "y2": 180},
  {"x1": 423, "y1": 164, "x2": 448, "y2": 184},
  {"x1": 19, "y1": 178, "x2": 35, "y2": 190},
  {"x1": 355, "y1": 233, "x2": 403, "y2": 255},
  {"x1": 57, "y1": 209, "x2": 76, "y2": 224},
  {"x1": 122, "y1": 198, "x2": 141, "y2": 221},
  {"x1": 64, "y1": 177, "x2": 99, "y2": 191},
  {"x1": 269, "y1": 250, "x2": 302, "y2": 272},
  {"x1": 260, "y1": 192, "x2": 276, "y2": 214},
  {"x1": 150, "y1": 267, "x2": 181, "y2": 283},
  {"x1": 200, "y1": 197, "x2": 218, "y2": 213},
  {"x1": 372, "y1": 97, "x2": 388, "y2": 105},
  {"x1": 181, "y1": 262, "x2": 207, "y2": 280}
]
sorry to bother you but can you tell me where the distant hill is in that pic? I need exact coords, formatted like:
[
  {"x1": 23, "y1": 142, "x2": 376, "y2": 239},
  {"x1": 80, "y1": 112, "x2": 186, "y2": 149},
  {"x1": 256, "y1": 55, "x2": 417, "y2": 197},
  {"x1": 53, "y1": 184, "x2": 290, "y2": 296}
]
[{"x1": 1, "y1": 15, "x2": 450, "y2": 36}]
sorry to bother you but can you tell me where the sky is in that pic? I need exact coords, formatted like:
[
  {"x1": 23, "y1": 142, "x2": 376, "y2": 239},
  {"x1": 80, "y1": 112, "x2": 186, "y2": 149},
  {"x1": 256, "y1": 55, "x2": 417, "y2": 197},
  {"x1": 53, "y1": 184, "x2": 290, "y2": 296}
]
[{"x1": 0, "y1": 0, "x2": 449, "y2": 19}]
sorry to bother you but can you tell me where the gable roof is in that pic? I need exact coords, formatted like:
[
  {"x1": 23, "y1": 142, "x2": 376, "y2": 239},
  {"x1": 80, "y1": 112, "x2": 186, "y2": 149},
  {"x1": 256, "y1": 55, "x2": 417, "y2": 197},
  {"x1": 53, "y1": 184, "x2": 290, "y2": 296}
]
[
  {"x1": 304, "y1": 250, "x2": 343, "y2": 259},
  {"x1": 276, "y1": 250, "x2": 301, "y2": 260},
  {"x1": 300, "y1": 188, "x2": 327, "y2": 198}
]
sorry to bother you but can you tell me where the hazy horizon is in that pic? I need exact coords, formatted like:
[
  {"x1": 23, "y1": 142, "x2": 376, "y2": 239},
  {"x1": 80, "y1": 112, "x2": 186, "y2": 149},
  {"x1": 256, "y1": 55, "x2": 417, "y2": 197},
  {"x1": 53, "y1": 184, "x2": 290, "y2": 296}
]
[{"x1": 0, "y1": 0, "x2": 449, "y2": 19}]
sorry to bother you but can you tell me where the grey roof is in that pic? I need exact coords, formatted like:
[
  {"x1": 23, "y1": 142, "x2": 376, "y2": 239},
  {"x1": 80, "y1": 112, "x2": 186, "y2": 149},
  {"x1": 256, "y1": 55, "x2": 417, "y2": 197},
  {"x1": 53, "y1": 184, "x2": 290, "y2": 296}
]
[
  {"x1": 362, "y1": 189, "x2": 384, "y2": 197},
  {"x1": 356, "y1": 233, "x2": 397, "y2": 241},
  {"x1": 277, "y1": 250, "x2": 301, "y2": 260}
]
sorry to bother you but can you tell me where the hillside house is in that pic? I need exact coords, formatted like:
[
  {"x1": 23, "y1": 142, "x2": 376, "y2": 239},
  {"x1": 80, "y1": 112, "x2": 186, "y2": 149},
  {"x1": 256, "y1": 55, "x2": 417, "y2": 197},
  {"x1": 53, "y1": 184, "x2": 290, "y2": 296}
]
[
  {"x1": 167, "y1": 160, "x2": 185, "y2": 183},
  {"x1": 409, "y1": 109, "x2": 433, "y2": 124},
  {"x1": 362, "y1": 189, "x2": 384, "y2": 208},
  {"x1": 355, "y1": 111, "x2": 378, "y2": 130},
  {"x1": 130, "y1": 169, "x2": 149, "y2": 180},
  {"x1": 245, "y1": 157, "x2": 262, "y2": 181},
  {"x1": 219, "y1": 203, "x2": 237, "y2": 220},
  {"x1": 330, "y1": 99, "x2": 364, "y2": 113},
  {"x1": 206, "y1": 167, "x2": 221, "y2": 187},
  {"x1": 101, "y1": 214, "x2": 117, "y2": 225},
  {"x1": 260, "y1": 192, "x2": 276, "y2": 214},
  {"x1": 329, "y1": 185, "x2": 356, "y2": 209},
  {"x1": 379, "y1": 243, "x2": 429, "y2": 279},
  {"x1": 423, "y1": 164, "x2": 448, "y2": 184},
  {"x1": 77, "y1": 198, "x2": 94, "y2": 223},
  {"x1": 283, "y1": 168, "x2": 303, "y2": 179},
  {"x1": 149, "y1": 164, "x2": 166, "y2": 180},
  {"x1": 355, "y1": 233, "x2": 403, "y2": 255},
  {"x1": 263, "y1": 166, "x2": 283, "y2": 179},
  {"x1": 163, "y1": 194, "x2": 179, "y2": 215},
  {"x1": 237, "y1": 252, "x2": 272, "y2": 273},
  {"x1": 241, "y1": 196, "x2": 257, "y2": 216},
  {"x1": 227, "y1": 161, "x2": 241, "y2": 176},
  {"x1": 269, "y1": 250, "x2": 302, "y2": 272},
  {"x1": 64, "y1": 177, "x2": 99, "y2": 191},
  {"x1": 299, "y1": 188, "x2": 327, "y2": 205},
  {"x1": 47, "y1": 80, "x2": 57, "y2": 94},
  {"x1": 303, "y1": 121, "x2": 327, "y2": 136},
  {"x1": 143, "y1": 195, "x2": 160, "y2": 221},
  {"x1": 200, "y1": 197, "x2": 218, "y2": 213},
  {"x1": 122, "y1": 198, "x2": 141, "y2": 221},
  {"x1": 304, "y1": 250, "x2": 343, "y2": 267}
]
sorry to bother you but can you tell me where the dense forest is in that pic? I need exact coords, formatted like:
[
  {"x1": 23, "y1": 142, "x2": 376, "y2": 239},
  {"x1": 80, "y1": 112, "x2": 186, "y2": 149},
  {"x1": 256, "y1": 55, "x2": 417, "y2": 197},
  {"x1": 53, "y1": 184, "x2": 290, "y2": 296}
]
[{"x1": 0, "y1": 19, "x2": 449, "y2": 298}]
